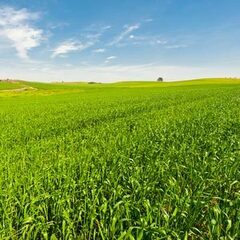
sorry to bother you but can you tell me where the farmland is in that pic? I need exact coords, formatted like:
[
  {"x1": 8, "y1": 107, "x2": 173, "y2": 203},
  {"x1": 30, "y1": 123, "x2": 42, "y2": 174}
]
[{"x1": 0, "y1": 78, "x2": 239, "y2": 239}]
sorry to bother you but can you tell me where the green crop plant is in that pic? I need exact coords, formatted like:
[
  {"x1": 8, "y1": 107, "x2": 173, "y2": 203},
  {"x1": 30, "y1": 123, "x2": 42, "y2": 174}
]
[{"x1": 0, "y1": 78, "x2": 239, "y2": 239}]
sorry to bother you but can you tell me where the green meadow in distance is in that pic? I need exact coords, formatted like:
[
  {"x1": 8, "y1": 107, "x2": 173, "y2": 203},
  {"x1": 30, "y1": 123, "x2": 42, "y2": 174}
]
[{"x1": 0, "y1": 78, "x2": 239, "y2": 239}]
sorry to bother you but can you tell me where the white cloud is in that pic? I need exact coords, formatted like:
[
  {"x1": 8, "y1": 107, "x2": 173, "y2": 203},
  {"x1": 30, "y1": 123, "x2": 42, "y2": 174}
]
[
  {"x1": 128, "y1": 35, "x2": 168, "y2": 46},
  {"x1": 101, "y1": 25, "x2": 111, "y2": 30},
  {"x1": 111, "y1": 29, "x2": 168, "y2": 47},
  {"x1": 51, "y1": 40, "x2": 87, "y2": 58},
  {"x1": 156, "y1": 40, "x2": 168, "y2": 45},
  {"x1": 106, "y1": 56, "x2": 117, "y2": 60},
  {"x1": 105, "y1": 56, "x2": 117, "y2": 63},
  {"x1": 109, "y1": 20, "x2": 160, "y2": 47},
  {"x1": 93, "y1": 48, "x2": 106, "y2": 53},
  {"x1": 0, "y1": 7, "x2": 39, "y2": 26},
  {"x1": 144, "y1": 18, "x2": 154, "y2": 23},
  {"x1": 165, "y1": 44, "x2": 188, "y2": 49},
  {"x1": 52, "y1": 25, "x2": 107, "y2": 58},
  {"x1": 3, "y1": 27, "x2": 43, "y2": 59},
  {"x1": 0, "y1": 7, "x2": 43, "y2": 60},
  {"x1": 109, "y1": 24, "x2": 140, "y2": 46}
]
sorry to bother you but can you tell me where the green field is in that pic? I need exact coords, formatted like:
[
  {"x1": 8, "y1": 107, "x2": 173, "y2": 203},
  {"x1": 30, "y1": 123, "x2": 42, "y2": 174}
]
[{"x1": 0, "y1": 79, "x2": 239, "y2": 239}]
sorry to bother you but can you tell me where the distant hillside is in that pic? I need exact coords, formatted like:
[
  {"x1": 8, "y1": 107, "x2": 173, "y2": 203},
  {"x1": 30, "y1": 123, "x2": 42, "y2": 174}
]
[
  {"x1": 0, "y1": 80, "x2": 26, "y2": 90},
  {"x1": 0, "y1": 78, "x2": 240, "y2": 94}
]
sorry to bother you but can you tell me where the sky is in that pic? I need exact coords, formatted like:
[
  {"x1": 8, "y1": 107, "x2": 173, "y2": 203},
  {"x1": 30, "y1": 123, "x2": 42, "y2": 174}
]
[{"x1": 0, "y1": 0, "x2": 240, "y2": 82}]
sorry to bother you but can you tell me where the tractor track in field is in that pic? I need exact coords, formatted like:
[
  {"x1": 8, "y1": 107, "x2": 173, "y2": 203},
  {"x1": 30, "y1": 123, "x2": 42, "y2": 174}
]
[{"x1": 0, "y1": 86, "x2": 38, "y2": 93}]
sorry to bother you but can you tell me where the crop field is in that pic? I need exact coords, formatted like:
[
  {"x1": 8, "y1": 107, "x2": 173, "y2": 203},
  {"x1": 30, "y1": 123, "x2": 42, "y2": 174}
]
[{"x1": 0, "y1": 78, "x2": 239, "y2": 239}]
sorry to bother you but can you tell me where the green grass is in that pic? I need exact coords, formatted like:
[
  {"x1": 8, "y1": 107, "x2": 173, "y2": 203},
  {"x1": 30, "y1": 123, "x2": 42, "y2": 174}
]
[
  {"x1": 0, "y1": 80, "x2": 26, "y2": 90},
  {"x1": 0, "y1": 78, "x2": 239, "y2": 239}
]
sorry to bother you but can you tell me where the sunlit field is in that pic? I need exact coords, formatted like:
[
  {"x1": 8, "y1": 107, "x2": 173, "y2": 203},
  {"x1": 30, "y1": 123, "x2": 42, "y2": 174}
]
[{"x1": 0, "y1": 79, "x2": 239, "y2": 239}]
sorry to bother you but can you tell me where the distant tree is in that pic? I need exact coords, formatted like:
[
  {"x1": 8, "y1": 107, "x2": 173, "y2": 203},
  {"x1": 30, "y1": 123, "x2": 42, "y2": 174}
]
[
  {"x1": 88, "y1": 82, "x2": 101, "y2": 84},
  {"x1": 157, "y1": 77, "x2": 163, "y2": 82}
]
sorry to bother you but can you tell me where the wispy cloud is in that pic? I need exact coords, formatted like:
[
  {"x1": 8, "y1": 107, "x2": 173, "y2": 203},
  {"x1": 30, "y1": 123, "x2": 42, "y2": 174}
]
[
  {"x1": 0, "y1": 7, "x2": 43, "y2": 60},
  {"x1": 165, "y1": 44, "x2": 188, "y2": 49},
  {"x1": 51, "y1": 40, "x2": 93, "y2": 58},
  {"x1": 144, "y1": 18, "x2": 154, "y2": 23},
  {"x1": 101, "y1": 25, "x2": 112, "y2": 30},
  {"x1": 93, "y1": 48, "x2": 105, "y2": 53},
  {"x1": 52, "y1": 24, "x2": 110, "y2": 58},
  {"x1": 127, "y1": 35, "x2": 188, "y2": 49},
  {"x1": 128, "y1": 35, "x2": 168, "y2": 46},
  {"x1": 106, "y1": 56, "x2": 117, "y2": 60},
  {"x1": 109, "y1": 20, "x2": 169, "y2": 48},
  {"x1": 109, "y1": 24, "x2": 140, "y2": 46},
  {"x1": 84, "y1": 24, "x2": 111, "y2": 32},
  {"x1": 105, "y1": 55, "x2": 117, "y2": 63},
  {"x1": 0, "y1": 7, "x2": 39, "y2": 25}
]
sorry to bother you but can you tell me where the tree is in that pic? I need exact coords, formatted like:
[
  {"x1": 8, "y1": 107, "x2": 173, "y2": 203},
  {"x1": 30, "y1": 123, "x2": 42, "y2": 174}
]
[{"x1": 157, "y1": 77, "x2": 163, "y2": 82}]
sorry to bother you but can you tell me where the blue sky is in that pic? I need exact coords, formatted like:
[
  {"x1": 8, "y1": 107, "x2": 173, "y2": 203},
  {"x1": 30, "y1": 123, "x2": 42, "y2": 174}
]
[{"x1": 0, "y1": 0, "x2": 240, "y2": 82}]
